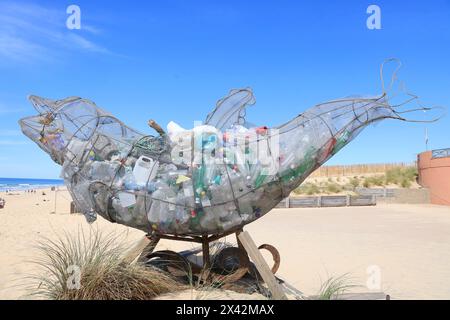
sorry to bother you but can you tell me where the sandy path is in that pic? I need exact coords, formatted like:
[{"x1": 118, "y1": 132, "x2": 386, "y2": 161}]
[{"x1": 1, "y1": 189, "x2": 450, "y2": 299}]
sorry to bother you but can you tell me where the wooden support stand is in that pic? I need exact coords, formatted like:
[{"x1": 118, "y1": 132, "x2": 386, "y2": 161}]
[
  {"x1": 123, "y1": 235, "x2": 159, "y2": 264},
  {"x1": 237, "y1": 231, "x2": 287, "y2": 300},
  {"x1": 123, "y1": 229, "x2": 288, "y2": 300}
]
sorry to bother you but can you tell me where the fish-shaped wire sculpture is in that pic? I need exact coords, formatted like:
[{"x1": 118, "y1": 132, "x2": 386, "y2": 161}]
[{"x1": 19, "y1": 61, "x2": 440, "y2": 236}]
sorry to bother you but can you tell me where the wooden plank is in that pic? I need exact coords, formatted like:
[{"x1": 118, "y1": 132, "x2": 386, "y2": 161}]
[
  {"x1": 350, "y1": 195, "x2": 376, "y2": 206},
  {"x1": 70, "y1": 201, "x2": 80, "y2": 214},
  {"x1": 237, "y1": 231, "x2": 287, "y2": 300},
  {"x1": 279, "y1": 195, "x2": 380, "y2": 209},
  {"x1": 290, "y1": 197, "x2": 318, "y2": 208},
  {"x1": 201, "y1": 236, "x2": 211, "y2": 269},
  {"x1": 138, "y1": 236, "x2": 160, "y2": 262},
  {"x1": 123, "y1": 235, "x2": 159, "y2": 264},
  {"x1": 321, "y1": 196, "x2": 347, "y2": 207}
]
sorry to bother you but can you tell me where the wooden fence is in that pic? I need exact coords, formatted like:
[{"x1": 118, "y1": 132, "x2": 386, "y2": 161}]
[
  {"x1": 275, "y1": 195, "x2": 376, "y2": 208},
  {"x1": 310, "y1": 162, "x2": 416, "y2": 177}
]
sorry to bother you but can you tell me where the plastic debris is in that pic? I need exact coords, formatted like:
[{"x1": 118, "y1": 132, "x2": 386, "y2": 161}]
[{"x1": 19, "y1": 62, "x2": 440, "y2": 235}]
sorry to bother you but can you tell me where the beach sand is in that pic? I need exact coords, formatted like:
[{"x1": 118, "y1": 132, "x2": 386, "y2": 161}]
[{"x1": 1, "y1": 188, "x2": 450, "y2": 299}]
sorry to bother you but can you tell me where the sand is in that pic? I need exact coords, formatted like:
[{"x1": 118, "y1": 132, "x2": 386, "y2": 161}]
[{"x1": 1, "y1": 188, "x2": 450, "y2": 299}]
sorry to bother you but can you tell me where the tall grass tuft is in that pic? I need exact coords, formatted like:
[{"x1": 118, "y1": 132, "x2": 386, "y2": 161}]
[
  {"x1": 316, "y1": 274, "x2": 357, "y2": 300},
  {"x1": 27, "y1": 229, "x2": 185, "y2": 300}
]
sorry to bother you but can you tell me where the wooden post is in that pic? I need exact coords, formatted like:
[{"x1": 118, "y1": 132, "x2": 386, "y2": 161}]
[
  {"x1": 285, "y1": 197, "x2": 290, "y2": 208},
  {"x1": 137, "y1": 235, "x2": 160, "y2": 263},
  {"x1": 70, "y1": 201, "x2": 77, "y2": 214},
  {"x1": 202, "y1": 235, "x2": 211, "y2": 269},
  {"x1": 237, "y1": 231, "x2": 287, "y2": 300},
  {"x1": 236, "y1": 229, "x2": 244, "y2": 251},
  {"x1": 52, "y1": 187, "x2": 57, "y2": 214},
  {"x1": 346, "y1": 194, "x2": 350, "y2": 206},
  {"x1": 148, "y1": 119, "x2": 166, "y2": 136},
  {"x1": 123, "y1": 234, "x2": 159, "y2": 264}
]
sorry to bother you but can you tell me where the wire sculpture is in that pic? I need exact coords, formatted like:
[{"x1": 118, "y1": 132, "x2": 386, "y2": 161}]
[{"x1": 19, "y1": 60, "x2": 442, "y2": 236}]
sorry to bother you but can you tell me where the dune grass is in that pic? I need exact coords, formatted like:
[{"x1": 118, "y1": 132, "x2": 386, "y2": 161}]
[
  {"x1": 27, "y1": 229, "x2": 185, "y2": 300},
  {"x1": 385, "y1": 167, "x2": 418, "y2": 188},
  {"x1": 294, "y1": 166, "x2": 418, "y2": 195},
  {"x1": 316, "y1": 274, "x2": 357, "y2": 300}
]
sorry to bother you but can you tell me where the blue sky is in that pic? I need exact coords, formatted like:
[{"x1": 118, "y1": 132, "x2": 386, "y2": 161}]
[{"x1": 0, "y1": 0, "x2": 449, "y2": 179}]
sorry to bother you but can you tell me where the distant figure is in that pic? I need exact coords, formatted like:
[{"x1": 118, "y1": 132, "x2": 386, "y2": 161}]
[{"x1": 0, "y1": 198, "x2": 5, "y2": 209}]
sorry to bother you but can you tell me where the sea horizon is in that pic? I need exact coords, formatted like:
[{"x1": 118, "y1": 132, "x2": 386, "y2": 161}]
[{"x1": 0, "y1": 177, "x2": 64, "y2": 192}]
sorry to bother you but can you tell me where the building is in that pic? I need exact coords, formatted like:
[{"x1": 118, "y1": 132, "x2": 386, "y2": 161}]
[{"x1": 418, "y1": 148, "x2": 450, "y2": 205}]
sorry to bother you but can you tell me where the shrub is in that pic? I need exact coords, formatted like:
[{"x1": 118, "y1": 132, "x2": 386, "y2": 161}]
[
  {"x1": 401, "y1": 178, "x2": 412, "y2": 188},
  {"x1": 294, "y1": 183, "x2": 321, "y2": 195},
  {"x1": 371, "y1": 175, "x2": 385, "y2": 187},
  {"x1": 349, "y1": 177, "x2": 360, "y2": 190},
  {"x1": 325, "y1": 183, "x2": 342, "y2": 194},
  {"x1": 363, "y1": 179, "x2": 370, "y2": 188},
  {"x1": 385, "y1": 167, "x2": 417, "y2": 186},
  {"x1": 363, "y1": 175, "x2": 385, "y2": 188}
]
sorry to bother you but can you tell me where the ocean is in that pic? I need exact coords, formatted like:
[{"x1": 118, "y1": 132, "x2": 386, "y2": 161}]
[{"x1": 0, "y1": 177, "x2": 64, "y2": 192}]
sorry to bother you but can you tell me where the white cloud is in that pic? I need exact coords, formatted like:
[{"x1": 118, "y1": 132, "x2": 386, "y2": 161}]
[
  {"x1": 0, "y1": 1, "x2": 112, "y2": 64},
  {"x1": 82, "y1": 24, "x2": 103, "y2": 35},
  {"x1": 66, "y1": 33, "x2": 111, "y2": 54}
]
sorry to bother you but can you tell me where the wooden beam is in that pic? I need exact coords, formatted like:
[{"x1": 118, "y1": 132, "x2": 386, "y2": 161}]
[
  {"x1": 148, "y1": 119, "x2": 166, "y2": 136},
  {"x1": 237, "y1": 231, "x2": 287, "y2": 300},
  {"x1": 123, "y1": 234, "x2": 159, "y2": 264},
  {"x1": 137, "y1": 235, "x2": 160, "y2": 263},
  {"x1": 202, "y1": 235, "x2": 211, "y2": 269}
]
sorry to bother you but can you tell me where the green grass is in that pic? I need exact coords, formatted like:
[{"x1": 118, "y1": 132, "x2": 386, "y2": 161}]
[
  {"x1": 349, "y1": 177, "x2": 360, "y2": 190},
  {"x1": 316, "y1": 274, "x2": 358, "y2": 300},
  {"x1": 385, "y1": 167, "x2": 417, "y2": 188},
  {"x1": 294, "y1": 181, "x2": 345, "y2": 195},
  {"x1": 363, "y1": 175, "x2": 386, "y2": 188},
  {"x1": 325, "y1": 182, "x2": 342, "y2": 194},
  {"x1": 294, "y1": 166, "x2": 418, "y2": 196},
  {"x1": 294, "y1": 182, "x2": 321, "y2": 195}
]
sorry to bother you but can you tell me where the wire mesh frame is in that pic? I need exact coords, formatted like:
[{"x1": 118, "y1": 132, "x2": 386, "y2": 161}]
[
  {"x1": 19, "y1": 62, "x2": 443, "y2": 236},
  {"x1": 22, "y1": 96, "x2": 398, "y2": 233}
]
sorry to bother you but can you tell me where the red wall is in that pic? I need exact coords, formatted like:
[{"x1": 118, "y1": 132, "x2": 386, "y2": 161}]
[{"x1": 418, "y1": 151, "x2": 450, "y2": 205}]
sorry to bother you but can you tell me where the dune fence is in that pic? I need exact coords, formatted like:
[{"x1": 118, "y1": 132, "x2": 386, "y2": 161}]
[
  {"x1": 275, "y1": 195, "x2": 376, "y2": 208},
  {"x1": 310, "y1": 162, "x2": 417, "y2": 178}
]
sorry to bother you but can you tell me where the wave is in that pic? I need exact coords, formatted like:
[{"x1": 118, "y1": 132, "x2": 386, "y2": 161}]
[{"x1": 0, "y1": 178, "x2": 64, "y2": 192}]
